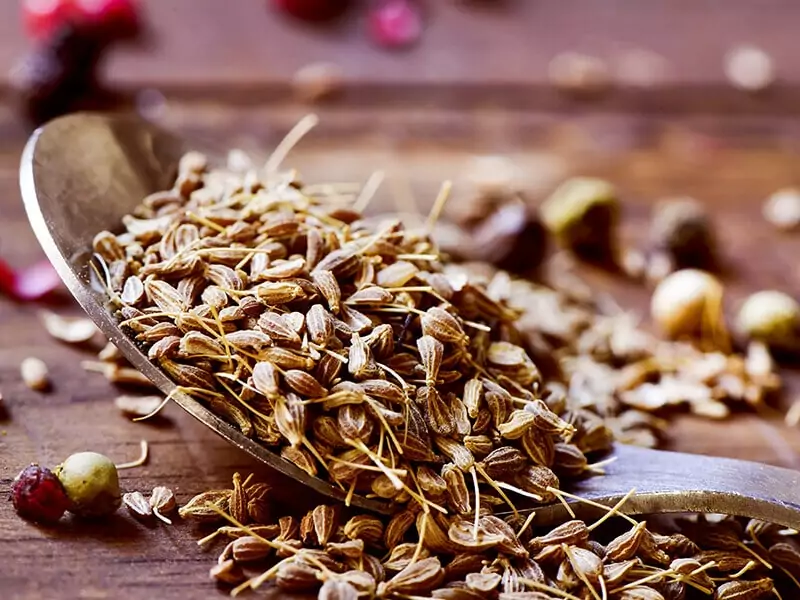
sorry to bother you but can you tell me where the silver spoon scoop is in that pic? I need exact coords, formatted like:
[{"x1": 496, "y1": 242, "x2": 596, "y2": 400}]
[{"x1": 19, "y1": 112, "x2": 800, "y2": 528}]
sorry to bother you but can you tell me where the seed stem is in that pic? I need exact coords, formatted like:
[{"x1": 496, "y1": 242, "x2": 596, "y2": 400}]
[
  {"x1": 116, "y1": 440, "x2": 149, "y2": 470},
  {"x1": 265, "y1": 114, "x2": 319, "y2": 174}
]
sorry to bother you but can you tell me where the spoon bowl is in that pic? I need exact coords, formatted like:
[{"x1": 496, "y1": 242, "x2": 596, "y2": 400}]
[
  {"x1": 20, "y1": 112, "x2": 395, "y2": 514},
  {"x1": 20, "y1": 112, "x2": 800, "y2": 528}
]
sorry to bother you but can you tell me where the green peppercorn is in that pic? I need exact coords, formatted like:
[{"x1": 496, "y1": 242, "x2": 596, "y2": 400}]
[
  {"x1": 55, "y1": 451, "x2": 121, "y2": 518},
  {"x1": 539, "y1": 177, "x2": 618, "y2": 262},
  {"x1": 737, "y1": 290, "x2": 800, "y2": 348}
]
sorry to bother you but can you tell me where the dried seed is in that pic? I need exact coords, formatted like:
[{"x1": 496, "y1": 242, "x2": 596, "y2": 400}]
[
  {"x1": 448, "y1": 518, "x2": 504, "y2": 552},
  {"x1": 21, "y1": 357, "x2": 49, "y2": 391},
  {"x1": 376, "y1": 261, "x2": 418, "y2": 288},
  {"x1": 498, "y1": 410, "x2": 537, "y2": 439},
  {"x1": 312, "y1": 504, "x2": 336, "y2": 546},
  {"x1": 616, "y1": 587, "x2": 665, "y2": 600},
  {"x1": 520, "y1": 428, "x2": 555, "y2": 467},
  {"x1": 123, "y1": 491, "x2": 152, "y2": 520},
  {"x1": 311, "y1": 270, "x2": 342, "y2": 313},
  {"x1": 245, "y1": 482, "x2": 271, "y2": 524},
  {"x1": 714, "y1": 578, "x2": 773, "y2": 600},
  {"x1": 306, "y1": 303, "x2": 334, "y2": 346},
  {"x1": 377, "y1": 557, "x2": 443, "y2": 597},
  {"x1": 606, "y1": 522, "x2": 647, "y2": 561},
  {"x1": 384, "y1": 509, "x2": 416, "y2": 549},
  {"x1": 529, "y1": 520, "x2": 589, "y2": 552},
  {"x1": 209, "y1": 558, "x2": 245, "y2": 585},
  {"x1": 281, "y1": 445, "x2": 318, "y2": 477},
  {"x1": 252, "y1": 361, "x2": 281, "y2": 399},
  {"x1": 259, "y1": 311, "x2": 302, "y2": 345},
  {"x1": 145, "y1": 279, "x2": 186, "y2": 313},
  {"x1": 337, "y1": 404, "x2": 375, "y2": 442},
  {"x1": 114, "y1": 395, "x2": 164, "y2": 418},
  {"x1": 344, "y1": 515, "x2": 384, "y2": 547},
  {"x1": 325, "y1": 539, "x2": 364, "y2": 560},
  {"x1": 442, "y1": 464, "x2": 471, "y2": 515},
  {"x1": 421, "y1": 307, "x2": 468, "y2": 346},
  {"x1": 231, "y1": 535, "x2": 272, "y2": 562},
  {"x1": 417, "y1": 335, "x2": 444, "y2": 386},
  {"x1": 465, "y1": 572, "x2": 501, "y2": 593},
  {"x1": 178, "y1": 489, "x2": 232, "y2": 521},
  {"x1": 480, "y1": 447, "x2": 527, "y2": 479},
  {"x1": 419, "y1": 386, "x2": 455, "y2": 436},
  {"x1": 318, "y1": 579, "x2": 359, "y2": 600},
  {"x1": 159, "y1": 358, "x2": 216, "y2": 389},
  {"x1": 383, "y1": 543, "x2": 430, "y2": 572},
  {"x1": 276, "y1": 561, "x2": 322, "y2": 592},
  {"x1": 149, "y1": 486, "x2": 176, "y2": 524},
  {"x1": 347, "y1": 285, "x2": 394, "y2": 305},
  {"x1": 40, "y1": 311, "x2": 98, "y2": 344},
  {"x1": 229, "y1": 472, "x2": 248, "y2": 524},
  {"x1": 284, "y1": 369, "x2": 328, "y2": 398},
  {"x1": 300, "y1": 510, "x2": 318, "y2": 546}
]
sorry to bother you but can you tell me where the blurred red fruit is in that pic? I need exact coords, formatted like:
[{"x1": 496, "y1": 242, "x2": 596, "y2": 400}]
[
  {"x1": 74, "y1": 0, "x2": 140, "y2": 37},
  {"x1": 367, "y1": 0, "x2": 422, "y2": 50},
  {"x1": 10, "y1": 259, "x2": 62, "y2": 300},
  {"x1": 271, "y1": 0, "x2": 349, "y2": 22},
  {"x1": 11, "y1": 464, "x2": 70, "y2": 524},
  {"x1": 22, "y1": 0, "x2": 72, "y2": 40},
  {"x1": 22, "y1": 0, "x2": 140, "y2": 41}
]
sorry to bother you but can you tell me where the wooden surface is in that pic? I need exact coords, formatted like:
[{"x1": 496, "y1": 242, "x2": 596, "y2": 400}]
[{"x1": 1, "y1": 2, "x2": 800, "y2": 598}]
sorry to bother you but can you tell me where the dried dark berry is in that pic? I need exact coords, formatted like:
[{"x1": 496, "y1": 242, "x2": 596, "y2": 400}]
[
  {"x1": 271, "y1": 0, "x2": 350, "y2": 22},
  {"x1": 10, "y1": 24, "x2": 107, "y2": 126},
  {"x1": 11, "y1": 464, "x2": 70, "y2": 524}
]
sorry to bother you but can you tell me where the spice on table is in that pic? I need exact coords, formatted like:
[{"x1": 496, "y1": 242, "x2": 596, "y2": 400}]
[
  {"x1": 763, "y1": 187, "x2": 800, "y2": 231},
  {"x1": 39, "y1": 310, "x2": 99, "y2": 344},
  {"x1": 181, "y1": 472, "x2": 792, "y2": 598},
  {"x1": 54, "y1": 451, "x2": 122, "y2": 518},
  {"x1": 539, "y1": 176, "x2": 619, "y2": 263},
  {"x1": 292, "y1": 62, "x2": 343, "y2": 103},
  {"x1": 650, "y1": 197, "x2": 718, "y2": 270},
  {"x1": 548, "y1": 52, "x2": 611, "y2": 97},
  {"x1": 114, "y1": 394, "x2": 165, "y2": 418},
  {"x1": 737, "y1": 290, "x2": 800, "y2": 349},
  {"x1": 367, "y1": 0, "x2": 423, "y2": 50},
  {"x1": 122, "y1": 490, "x2": 152, "y2": 520},
  {"x1": 724, "y1": 44, "x2": 775, "y2": 93},
  {"x1": 11, "y1": 464, "x2": 70, "y2": 523},
  {"x1": 650, "y1": 269, "x2": 727, "y2": 345},
  {"x1": 149, "y1": 486, "x2": 176, "y2": 524},
  {"x1": 20, "y1": 357, "x2": 50, "y2": 391},
  {"x1": 97, "y1": 142, "x2": 603, "y2": 517}
]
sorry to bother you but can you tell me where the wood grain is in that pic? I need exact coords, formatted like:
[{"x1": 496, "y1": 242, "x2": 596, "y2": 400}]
[{"x1": 0, "y1": 2, "x2": 799, "y2": 598}]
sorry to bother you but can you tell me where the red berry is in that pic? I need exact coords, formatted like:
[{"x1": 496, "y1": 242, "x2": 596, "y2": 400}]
[
  {"x1": 10, "y1": 259, "x2": 62, "y2": 301},
  {"x1": 73, "y1": 0, "x2": 140, "y2": 37},
  {"x1": 11, "y1": 464, "x2": 70, "y2": 524},
  {"x1": 22, "y1": 0, "x2": 73, "y2": 40},
  {"x1": 0, "y1": 259, "x2": 15, "y2": 295},
  {"x1": 271, "y1": 0, "x2": 348, "y2": 22},
  {"x1": 367, "y1": 0, "x2": 422, "y2": 50}
]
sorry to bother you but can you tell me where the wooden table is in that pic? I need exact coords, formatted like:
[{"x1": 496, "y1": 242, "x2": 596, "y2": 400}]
[{"x1": 2, "y1": 2, "x2": 800, "y2": 598}]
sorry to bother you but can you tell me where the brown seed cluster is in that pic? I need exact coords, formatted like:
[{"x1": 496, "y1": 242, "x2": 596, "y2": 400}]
[
  {"x1": 458, "y1": 256, "x2": 781, "y2": 448},
  {"x1": 87, "y1": 146, "x2": 793, "y2": 599},
  {"x1": 184, "y1": 472, "x2": 795, "y2": 598},
  {"x1": 95, "y1": 151, "x2": 615, "y2": 515}
]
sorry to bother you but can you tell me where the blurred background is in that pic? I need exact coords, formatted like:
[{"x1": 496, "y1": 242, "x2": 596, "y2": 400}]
[{"x1": 6, "y1": 1, "x2": 800, "y2": 296}]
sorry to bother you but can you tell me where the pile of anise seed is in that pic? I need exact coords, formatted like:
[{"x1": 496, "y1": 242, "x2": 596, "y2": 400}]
[
  {"x1": 87, "y1": 139, "x2": 792, "y2": 598},
  {"x1": 177, "y1": 471, "x2": 796, "y2": 598}
]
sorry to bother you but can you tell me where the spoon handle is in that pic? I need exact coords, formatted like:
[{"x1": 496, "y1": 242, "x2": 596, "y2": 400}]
[{"x1": 524, "y1": 445, "x2": 800, "y2": 529}]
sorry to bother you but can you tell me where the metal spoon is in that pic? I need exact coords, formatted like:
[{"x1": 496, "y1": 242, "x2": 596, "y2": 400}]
[{"x1": 19, "y1": 112, "x2": 800, "y2": 528}]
